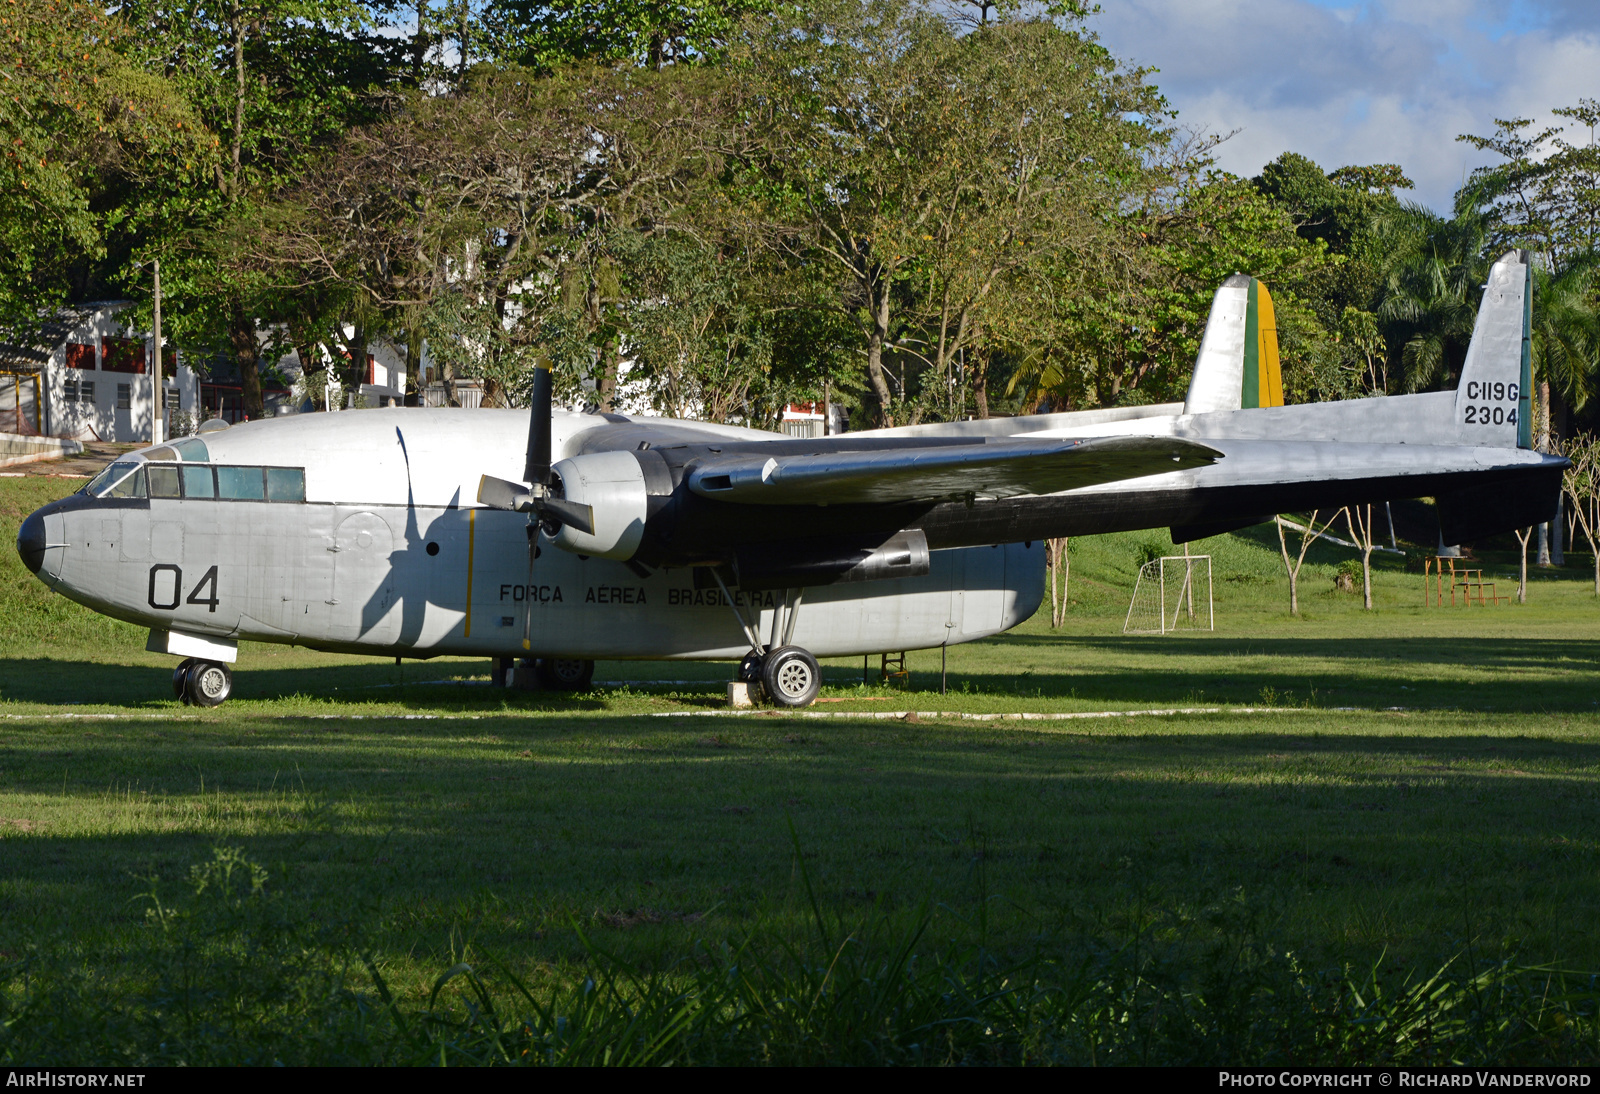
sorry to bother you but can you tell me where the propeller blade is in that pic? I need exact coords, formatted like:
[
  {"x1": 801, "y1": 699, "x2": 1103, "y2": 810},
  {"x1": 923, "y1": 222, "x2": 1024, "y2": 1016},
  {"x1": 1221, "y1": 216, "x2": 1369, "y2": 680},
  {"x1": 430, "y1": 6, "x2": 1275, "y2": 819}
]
[
  {"x1": 536, "y1": 496, "x2": 595, "y2": 536},
  {"x1": 477, "y1": 474, "x2": 532, "y2": 512},
  {"x1": 523, "y1": 362, "x2": 553, "y2": 486}
]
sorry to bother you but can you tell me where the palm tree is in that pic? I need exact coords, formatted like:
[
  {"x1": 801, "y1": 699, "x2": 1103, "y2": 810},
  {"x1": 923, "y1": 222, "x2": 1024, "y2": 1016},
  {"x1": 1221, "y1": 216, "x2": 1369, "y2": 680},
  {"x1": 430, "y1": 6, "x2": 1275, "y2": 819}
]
[
  {"x1": 1373, "y1": 189, "x2": 1494, "y2": 392},
  {"x1": 1531, "y1": 251, "x2": 1600, "y2": 415}
]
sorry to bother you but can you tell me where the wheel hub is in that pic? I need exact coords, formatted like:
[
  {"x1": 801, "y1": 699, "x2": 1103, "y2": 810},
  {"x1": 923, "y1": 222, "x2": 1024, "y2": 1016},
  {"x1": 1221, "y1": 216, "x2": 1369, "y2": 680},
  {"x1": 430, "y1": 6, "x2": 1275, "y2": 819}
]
[
  {"x1": 775, "y1": 660, "x2": 812, "y2": 696},
  {"x1": 197, "y1": 666, "x2": 228, "y2": 700}
]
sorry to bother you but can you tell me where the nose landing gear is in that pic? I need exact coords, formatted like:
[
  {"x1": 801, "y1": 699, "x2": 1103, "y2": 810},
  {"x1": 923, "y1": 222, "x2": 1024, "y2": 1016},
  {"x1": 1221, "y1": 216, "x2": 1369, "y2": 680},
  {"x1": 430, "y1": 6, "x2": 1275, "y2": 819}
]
[{"x1": 173, "y1": 658, "x2": 232, "y2": 707}]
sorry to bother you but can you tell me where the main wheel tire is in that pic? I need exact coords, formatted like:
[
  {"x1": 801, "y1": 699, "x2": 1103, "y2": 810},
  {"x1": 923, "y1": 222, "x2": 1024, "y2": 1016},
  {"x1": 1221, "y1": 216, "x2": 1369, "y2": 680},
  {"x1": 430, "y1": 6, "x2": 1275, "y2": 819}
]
[
  {"x1": 760, "y1": 645, "x2": 821, "y2": 708},
  {"x1": 173, "y1": 658, "x2": 196, "y2": 702},
  {"x1": 535, "y1": 657, "x2": 594, "y2": 691},
  {"x1": 184, "y1": 660, "x2": 232, "y2": 707}
]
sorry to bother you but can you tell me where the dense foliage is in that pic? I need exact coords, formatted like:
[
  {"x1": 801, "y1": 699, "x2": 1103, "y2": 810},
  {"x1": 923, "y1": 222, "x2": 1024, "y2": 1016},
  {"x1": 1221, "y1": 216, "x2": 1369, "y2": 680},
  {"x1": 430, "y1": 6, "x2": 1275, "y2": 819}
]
[{"x1": 2, "y1": 0, "x2": 1597, "y2": 431}]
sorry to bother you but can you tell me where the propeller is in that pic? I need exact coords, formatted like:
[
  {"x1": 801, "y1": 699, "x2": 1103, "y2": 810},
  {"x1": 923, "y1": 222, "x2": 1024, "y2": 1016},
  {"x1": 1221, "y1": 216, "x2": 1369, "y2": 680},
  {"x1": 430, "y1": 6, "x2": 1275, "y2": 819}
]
[
  {"x1": 475, "y1": 362, "x2": 595, "y2": 651},
  {"x1": 476, "y1": 362, "x2": 596, "y2": 535}
]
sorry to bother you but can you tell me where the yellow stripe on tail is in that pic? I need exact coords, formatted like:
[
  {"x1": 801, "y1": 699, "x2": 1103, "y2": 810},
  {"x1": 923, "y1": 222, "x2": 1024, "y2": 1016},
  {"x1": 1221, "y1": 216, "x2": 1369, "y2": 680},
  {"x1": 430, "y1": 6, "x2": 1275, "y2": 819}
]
[{"x1": 1243, "y1": 279, "x2": 1284, "y2": 409}]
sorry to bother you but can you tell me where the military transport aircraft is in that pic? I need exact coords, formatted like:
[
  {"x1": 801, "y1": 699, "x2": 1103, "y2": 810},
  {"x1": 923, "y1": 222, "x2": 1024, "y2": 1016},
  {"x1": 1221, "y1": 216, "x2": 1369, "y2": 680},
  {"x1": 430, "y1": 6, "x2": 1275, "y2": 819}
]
[{"x1": 16, "y1": 250, "x2": 1563, "y2": 708}]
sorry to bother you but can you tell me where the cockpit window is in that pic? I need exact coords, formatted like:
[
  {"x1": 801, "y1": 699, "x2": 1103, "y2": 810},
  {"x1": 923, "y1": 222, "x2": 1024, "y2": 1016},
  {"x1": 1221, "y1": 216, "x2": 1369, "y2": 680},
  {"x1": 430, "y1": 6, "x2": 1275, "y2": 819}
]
[
  {"x1": 265, "y1": 467, "x2": 305, "y2": 502},
  {"x1": 216, "y1": 465, "x2": 265, "y2": 500},
  {"x1": 137, "y1": 438, "x2": 209, "y2": 463},
  {"x1": 87, "y1": 458, "x2": 303, "y2": 501},
  {"x1": 171, "y1": 438, "x2": 209, "y2": 462},
  {"x1": 87, "y1": 460, "x2": 143, "y2": 498},
  {"x1": 182, "y1": 465, "x2": 215, "y2": 498},
  {"x1": 105, "y1": 465, "x2": 147, "y2": 499},
  {"x1": 148, "y1": 464, "x2": 181, "y2": 498}
]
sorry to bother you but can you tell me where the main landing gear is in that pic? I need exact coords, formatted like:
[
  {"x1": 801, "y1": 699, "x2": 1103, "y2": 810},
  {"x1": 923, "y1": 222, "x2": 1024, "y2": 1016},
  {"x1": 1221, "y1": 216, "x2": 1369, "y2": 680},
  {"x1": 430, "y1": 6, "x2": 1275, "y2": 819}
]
[
  {"x1": 172, "y1": 658, "x2": 232, "y2": 707},
  {"x1": 757, "y1": 645, "x2": 822, "y2": 707},
  {"x1": 717, "y1": 577, "x2": 822, "y2": 708}
]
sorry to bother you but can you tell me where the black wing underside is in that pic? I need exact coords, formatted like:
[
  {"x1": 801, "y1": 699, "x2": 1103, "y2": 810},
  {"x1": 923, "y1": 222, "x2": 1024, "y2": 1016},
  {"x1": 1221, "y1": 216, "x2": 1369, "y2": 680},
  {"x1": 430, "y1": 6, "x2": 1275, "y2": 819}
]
[{"x1": 685, "y1": 435, "x2": 1222, "y2": 506}]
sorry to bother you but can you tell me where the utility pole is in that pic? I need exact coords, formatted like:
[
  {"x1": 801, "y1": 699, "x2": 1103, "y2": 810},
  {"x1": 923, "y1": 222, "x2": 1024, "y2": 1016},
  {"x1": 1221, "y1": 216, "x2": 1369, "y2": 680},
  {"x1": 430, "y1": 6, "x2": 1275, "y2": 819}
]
[{"x1": 151, "y1": 258, "x2": 164, "y2": 445}]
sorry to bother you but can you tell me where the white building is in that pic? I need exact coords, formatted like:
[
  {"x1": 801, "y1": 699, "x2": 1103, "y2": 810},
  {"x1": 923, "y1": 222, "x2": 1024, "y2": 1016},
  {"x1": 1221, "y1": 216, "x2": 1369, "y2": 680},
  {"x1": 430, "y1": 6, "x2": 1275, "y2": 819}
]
[{"x1": 0, "y1": 301, "x2": 201, "y2": 443}]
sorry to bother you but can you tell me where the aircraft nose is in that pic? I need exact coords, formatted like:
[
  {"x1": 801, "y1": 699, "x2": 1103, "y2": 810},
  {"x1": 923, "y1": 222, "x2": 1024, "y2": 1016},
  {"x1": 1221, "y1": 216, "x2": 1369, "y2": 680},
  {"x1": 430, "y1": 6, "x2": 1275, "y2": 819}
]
[{"x1": 17, "y1": 508, "x2": 45, "y2": 574}]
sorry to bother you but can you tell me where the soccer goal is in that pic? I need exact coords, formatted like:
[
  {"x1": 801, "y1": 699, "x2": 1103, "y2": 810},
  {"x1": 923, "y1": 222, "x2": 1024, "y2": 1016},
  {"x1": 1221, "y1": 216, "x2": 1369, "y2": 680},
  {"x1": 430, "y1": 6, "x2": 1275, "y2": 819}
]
[{"x1": 1123, "y1": 555, "x2": 1214, "y2": 635}]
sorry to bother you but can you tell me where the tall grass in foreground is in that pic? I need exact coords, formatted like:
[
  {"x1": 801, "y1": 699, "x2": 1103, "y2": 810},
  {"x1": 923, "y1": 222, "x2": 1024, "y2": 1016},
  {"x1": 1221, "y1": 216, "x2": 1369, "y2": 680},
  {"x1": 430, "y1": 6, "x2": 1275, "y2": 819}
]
[{"x1": 3, "y1": 847, "x2": 1598, "y2": 1066}]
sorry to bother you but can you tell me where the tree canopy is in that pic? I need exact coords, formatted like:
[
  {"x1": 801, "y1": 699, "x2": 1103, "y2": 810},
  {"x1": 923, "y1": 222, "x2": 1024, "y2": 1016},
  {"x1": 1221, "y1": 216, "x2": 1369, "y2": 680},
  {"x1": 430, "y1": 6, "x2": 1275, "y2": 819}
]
[{"x1": 2, "y1": 0, "x2": 1597, "y2": 434}]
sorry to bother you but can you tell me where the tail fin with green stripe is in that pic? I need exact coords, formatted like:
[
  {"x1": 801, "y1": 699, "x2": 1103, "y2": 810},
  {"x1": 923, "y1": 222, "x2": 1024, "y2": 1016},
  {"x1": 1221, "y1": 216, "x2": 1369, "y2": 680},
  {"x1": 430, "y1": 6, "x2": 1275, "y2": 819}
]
[{"x1": 1184, "y1": 274, "x2": 1285, "y2": 414}]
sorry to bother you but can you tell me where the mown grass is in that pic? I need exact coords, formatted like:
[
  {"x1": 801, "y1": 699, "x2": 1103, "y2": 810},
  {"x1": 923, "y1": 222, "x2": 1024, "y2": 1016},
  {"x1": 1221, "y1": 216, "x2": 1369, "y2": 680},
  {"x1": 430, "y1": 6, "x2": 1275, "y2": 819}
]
[{"x1": 2, "y1": 477, "x2": 1599, "y2": 1064}]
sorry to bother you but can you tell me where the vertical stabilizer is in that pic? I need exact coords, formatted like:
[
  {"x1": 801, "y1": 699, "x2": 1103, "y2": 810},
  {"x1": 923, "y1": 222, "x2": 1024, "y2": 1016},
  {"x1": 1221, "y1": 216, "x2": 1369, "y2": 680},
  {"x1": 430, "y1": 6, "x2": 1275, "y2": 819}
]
[
  {"x1": 1185, "y1": 275, "x2": 1285, "y2": 414},
  {"x1": 1453, "y1": 250, "x2": 1531, "y2": 449}
]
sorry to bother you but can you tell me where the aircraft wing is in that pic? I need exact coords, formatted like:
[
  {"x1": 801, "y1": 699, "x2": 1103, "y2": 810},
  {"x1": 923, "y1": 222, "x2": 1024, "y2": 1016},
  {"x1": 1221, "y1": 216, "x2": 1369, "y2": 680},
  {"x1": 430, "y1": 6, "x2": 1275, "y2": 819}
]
[{"x1": 685, "y1": 435, "x2": 1222, "y2": 505}]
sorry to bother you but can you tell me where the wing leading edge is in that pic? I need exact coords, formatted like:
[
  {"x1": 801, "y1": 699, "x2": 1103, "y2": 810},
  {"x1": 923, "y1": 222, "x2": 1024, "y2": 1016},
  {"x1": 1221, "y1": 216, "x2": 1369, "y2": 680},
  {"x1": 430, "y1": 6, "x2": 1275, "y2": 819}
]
[{"x1": 686, "y1": 435, "x2": 1223, "y2": 506}]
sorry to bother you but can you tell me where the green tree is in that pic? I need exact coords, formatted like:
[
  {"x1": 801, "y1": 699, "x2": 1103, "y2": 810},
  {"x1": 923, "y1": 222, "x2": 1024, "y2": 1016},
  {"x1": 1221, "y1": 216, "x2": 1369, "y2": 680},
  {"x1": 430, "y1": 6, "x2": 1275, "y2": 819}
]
[
  {"x1": 734, "y1": 0, "x2": 1165, "y2": 425},
  {"x1": 1252, "y1": 151, "x2": 1416, "y2": 395},
  {"x1": 112, "y1": 0, "x2": 399, "y2": 416},
  {"x1": 1372, "y1": 190, "x2": 1494, "y2": 393},
  {"x1": 492, "y1": 0, "x2": 769, "y2": 71},
  {"x1": 261, "y1": 62, "x2": 737, "y2": 404},
  {"x1": 0, "y1": 0, "x2": 212, "y2": 326},
  {"x1": 1017, "y1": 167, "x2": 1342, "y2": 411}
]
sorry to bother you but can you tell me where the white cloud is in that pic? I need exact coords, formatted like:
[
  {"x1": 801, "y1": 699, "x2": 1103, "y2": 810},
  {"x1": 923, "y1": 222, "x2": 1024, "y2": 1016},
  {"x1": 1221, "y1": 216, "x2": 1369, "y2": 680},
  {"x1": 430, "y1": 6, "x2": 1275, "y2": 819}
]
[{"x1": 1089, "y1": 0, "x2": 1600, "y2": 209}]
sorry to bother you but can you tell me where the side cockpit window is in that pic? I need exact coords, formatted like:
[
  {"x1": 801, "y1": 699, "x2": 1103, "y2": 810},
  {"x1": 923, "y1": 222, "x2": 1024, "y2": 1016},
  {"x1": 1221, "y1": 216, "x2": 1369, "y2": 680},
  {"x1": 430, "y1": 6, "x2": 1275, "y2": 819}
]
[
  {"x1": 148, "y1": 465, "x2": 181, "y2": 498},
  {"x1": 182, "y1": 465, "x2": 215, "y2": 498},
  {"x1": 215, "y1": 466, "x2": 305, "y2": 502},
  {"x1": 266, "y1": 467, "x2": 305, "y2": 502},
  {"x1": 216, "y1": 466, "x2": 265, "y2": 500},
  {"x1": 106, "y1": 465, "x2": 147, "y2": 498},
  {"x1": 88, "y1": 460, "x2": 144, "y2": 498}
]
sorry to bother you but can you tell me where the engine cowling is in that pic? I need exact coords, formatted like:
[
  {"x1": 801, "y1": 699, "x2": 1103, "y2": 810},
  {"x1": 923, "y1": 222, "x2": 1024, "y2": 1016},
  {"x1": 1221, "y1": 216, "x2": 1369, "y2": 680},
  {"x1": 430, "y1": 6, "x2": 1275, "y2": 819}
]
[{"x1": 548, "y1": 451, "x2": 650, "y2": 560}]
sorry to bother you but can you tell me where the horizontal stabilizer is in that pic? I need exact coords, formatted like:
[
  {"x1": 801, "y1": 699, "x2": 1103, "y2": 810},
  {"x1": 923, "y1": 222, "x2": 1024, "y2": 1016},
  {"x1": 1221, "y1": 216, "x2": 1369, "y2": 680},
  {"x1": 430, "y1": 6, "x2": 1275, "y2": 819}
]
[
  {"x1": 688, "y1": 435, "x2": 1222, "y2": 506},
  {"x1": 1436, "y1": 462, "x2": 1562, "y2": 543}
]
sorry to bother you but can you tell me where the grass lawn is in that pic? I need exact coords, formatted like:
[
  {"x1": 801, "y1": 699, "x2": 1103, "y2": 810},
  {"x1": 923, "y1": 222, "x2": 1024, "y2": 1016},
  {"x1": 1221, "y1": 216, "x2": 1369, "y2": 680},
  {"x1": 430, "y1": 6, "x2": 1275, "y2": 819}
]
[{"x1": 2, "y1": 476, "x2": 1598, "y2": 1063}]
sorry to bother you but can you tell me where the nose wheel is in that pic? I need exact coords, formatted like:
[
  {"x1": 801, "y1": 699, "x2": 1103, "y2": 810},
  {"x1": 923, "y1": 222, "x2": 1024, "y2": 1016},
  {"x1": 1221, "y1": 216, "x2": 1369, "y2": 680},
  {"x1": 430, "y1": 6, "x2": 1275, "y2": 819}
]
[{"x1": 174, "y1": 659, "x2": 232, "y2": 707}]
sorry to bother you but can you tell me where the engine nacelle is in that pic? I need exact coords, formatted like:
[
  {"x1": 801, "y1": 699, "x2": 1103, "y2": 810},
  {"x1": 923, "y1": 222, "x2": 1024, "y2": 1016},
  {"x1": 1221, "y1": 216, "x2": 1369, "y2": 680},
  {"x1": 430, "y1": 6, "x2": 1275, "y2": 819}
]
[{"x1": 549, "y1": 451, "x2": 649, "y2": 560}]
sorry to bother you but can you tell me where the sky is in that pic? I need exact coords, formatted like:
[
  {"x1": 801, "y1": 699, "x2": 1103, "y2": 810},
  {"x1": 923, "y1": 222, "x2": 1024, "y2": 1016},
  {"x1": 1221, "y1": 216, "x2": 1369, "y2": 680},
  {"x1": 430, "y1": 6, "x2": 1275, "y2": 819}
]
[{"x1": 1086, "y1": 0, "x2": 1600, "y2": 209}]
